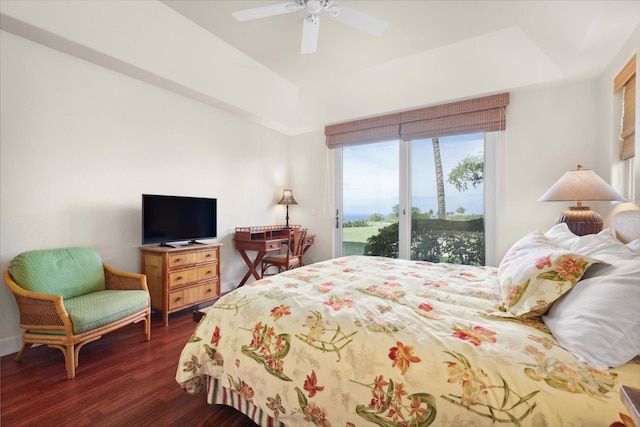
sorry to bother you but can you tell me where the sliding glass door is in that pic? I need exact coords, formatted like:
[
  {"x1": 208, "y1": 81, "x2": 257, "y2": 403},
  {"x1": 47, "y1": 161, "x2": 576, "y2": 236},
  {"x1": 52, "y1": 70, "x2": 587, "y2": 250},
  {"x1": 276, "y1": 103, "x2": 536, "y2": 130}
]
[
  {"x1": 335, "y1": 133, "x2": 492, "y2": 265},
  {"x1": 410, "y1": 134, "x2": 485, "y2": 264},
  {"x1": 339, "y1": 140, "x2": 399, "y2": 256}
]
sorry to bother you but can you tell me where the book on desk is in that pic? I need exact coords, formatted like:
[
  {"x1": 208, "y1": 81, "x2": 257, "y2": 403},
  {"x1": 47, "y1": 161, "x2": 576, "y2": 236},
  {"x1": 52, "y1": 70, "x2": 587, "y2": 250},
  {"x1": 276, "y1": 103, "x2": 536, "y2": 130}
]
[{"x1": 234, "y1": 225, "x2": 315, "y2": 287}]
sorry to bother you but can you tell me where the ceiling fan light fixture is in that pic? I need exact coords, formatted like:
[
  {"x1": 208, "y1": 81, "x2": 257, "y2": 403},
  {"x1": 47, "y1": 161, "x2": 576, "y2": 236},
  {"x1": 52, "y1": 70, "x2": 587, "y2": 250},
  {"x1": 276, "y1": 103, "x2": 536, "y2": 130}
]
[{"x1": 305, "y1": 0, "x2": 323, "y2": 15}]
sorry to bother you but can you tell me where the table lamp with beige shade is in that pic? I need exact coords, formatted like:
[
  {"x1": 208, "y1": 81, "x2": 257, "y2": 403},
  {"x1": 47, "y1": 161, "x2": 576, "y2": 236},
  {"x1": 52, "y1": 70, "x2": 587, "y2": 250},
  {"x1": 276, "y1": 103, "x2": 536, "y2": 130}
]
[
  {"x1": 538, "y1": 165, "x2": 626, "y2": 235},
  {"x1": 278, "y1": 189, "x2": 298, "y2": 229}
]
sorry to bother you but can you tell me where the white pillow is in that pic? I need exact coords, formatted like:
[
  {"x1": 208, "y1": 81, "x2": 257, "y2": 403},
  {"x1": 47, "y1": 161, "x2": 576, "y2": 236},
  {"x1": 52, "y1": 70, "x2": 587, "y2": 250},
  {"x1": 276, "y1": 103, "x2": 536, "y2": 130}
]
[
  {"x1": 545, "y1": 223, "x2": 640, "y2": 263},
  {"x1": 543, "y1": 258, "x2": 640, "y2": 369},
  {"x1": 569, "y1": 231, "x2": 639, "y2": 263},
  {"x1": 627, "y1": 239, "x2": 640, "y2": 252},
  {"x1": 544, "y1": 223, "x2": 580, "y2": 249}
]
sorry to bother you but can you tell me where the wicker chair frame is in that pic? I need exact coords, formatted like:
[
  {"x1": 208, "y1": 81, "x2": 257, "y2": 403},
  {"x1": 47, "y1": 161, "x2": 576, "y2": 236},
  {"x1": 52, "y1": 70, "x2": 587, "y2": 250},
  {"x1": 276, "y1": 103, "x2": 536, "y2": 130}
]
[{"x1": 4, "y1": 263, "x2": 151, "y2": 379}]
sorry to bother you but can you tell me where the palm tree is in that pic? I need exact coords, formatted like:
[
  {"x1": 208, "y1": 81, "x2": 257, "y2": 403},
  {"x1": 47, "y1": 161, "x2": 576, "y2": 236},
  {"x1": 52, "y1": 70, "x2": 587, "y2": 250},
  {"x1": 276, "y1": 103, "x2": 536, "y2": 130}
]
[{"x1": 432, "y1": 137, "x2": 446, "y2": 219}]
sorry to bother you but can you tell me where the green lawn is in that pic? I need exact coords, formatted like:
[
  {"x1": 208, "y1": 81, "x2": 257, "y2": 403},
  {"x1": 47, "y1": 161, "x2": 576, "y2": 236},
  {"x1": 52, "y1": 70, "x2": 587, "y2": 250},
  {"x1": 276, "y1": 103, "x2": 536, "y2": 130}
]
[{"x1": 342, "y1": 222, "x2": 392, "y2": 255}]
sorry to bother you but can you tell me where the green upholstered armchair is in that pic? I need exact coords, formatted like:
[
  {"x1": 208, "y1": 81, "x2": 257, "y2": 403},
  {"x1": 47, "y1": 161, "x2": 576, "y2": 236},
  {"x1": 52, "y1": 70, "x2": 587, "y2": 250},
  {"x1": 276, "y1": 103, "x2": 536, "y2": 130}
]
[{"x1": 4, "y1": 247, "x2": 151, "y2": 379}]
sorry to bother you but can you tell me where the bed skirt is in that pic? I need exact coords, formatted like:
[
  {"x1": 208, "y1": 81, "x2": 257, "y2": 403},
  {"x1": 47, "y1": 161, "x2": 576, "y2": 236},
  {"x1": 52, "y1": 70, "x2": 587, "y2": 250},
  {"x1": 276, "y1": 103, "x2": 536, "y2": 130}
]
[{"x1": 206, "y1": 376, "x2": 287, "y2": 427}]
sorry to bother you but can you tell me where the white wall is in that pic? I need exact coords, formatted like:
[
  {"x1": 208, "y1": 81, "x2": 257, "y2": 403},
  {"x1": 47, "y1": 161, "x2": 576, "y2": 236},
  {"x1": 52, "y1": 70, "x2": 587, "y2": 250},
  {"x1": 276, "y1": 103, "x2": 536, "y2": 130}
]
[
  {"x1": 0, "y1": 31, "x2": 292, "y2": 355},
  {"x1": 289, "y1": 131, "x2": 334, "y2": 264},
  {"x1": 496, "y1": 79, "x2": 602, "y2": 260}
]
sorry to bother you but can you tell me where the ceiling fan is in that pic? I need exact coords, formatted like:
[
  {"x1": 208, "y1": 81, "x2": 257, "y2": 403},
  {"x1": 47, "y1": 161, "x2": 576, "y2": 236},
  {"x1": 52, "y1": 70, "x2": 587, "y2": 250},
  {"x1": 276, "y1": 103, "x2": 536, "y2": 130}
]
[{"x1": 232, "y1": 0, "x2": 389, "y2": 54}]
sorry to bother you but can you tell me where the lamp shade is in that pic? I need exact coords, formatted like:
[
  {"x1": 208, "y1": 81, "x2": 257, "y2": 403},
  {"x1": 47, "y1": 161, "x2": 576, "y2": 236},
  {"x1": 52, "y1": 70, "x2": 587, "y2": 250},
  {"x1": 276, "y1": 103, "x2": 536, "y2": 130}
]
[
  {"x1": 538, "y1": 165, "x2": 625, "y2": 202},
  {"x1": 278, "y1": 189, "x2": 298, "y2": 205}
]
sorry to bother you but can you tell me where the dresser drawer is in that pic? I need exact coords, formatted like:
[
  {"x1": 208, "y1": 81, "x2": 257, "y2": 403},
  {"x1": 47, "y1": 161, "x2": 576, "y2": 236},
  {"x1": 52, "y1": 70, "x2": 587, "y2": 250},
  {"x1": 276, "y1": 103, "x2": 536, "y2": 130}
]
[
  {"x1": 168, "y1": 264, "x2": 218, "y2": 288},
  {"x1": 167, "y1": 252, "x2": 198, "y2": 269},
  {"x1": 196, "y1": 249, "x2": 218, "y2": 263},
  {"x1": 168, "y1": 281, "x2": 218, "y2": 310}
]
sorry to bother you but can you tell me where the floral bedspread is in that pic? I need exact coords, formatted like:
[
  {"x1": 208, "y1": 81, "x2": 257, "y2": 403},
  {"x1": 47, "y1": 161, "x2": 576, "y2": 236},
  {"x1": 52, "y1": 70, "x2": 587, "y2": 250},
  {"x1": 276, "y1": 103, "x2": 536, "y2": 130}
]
[{"x1": 176, "y1": 256, "x2": 640, "y2": 427}]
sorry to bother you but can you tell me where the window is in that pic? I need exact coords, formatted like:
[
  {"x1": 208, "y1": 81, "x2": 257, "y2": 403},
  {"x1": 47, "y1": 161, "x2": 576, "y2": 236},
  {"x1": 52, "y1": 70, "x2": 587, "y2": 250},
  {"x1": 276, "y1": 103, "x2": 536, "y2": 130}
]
[
  {"x1": 614, "y1": 54, "x2": 636, "y2": 200},
  {"x1": 615, "y1": 54, "x2": 636, "y2": 162},
  {"x1": 328, "y1": 94, "x2": 508, "y2": 266}
]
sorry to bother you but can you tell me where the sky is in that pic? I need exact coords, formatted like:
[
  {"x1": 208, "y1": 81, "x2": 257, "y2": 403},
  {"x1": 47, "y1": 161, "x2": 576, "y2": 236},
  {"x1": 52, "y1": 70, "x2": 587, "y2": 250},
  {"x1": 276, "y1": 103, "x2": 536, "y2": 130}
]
[{"x1": 342, "y1": 133, "x2": 484, "y2": 219}]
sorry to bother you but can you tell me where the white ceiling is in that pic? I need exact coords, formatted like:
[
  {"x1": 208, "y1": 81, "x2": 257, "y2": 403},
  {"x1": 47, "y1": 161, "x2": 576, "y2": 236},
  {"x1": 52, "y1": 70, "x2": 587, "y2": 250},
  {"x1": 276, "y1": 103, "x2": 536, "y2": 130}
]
[
  {"x1": 163, "y1": 1, "x2": 639, "y2": 85},
  {"x1": 0, "y1": 0, "x2": 640, "y2": 135},
  {"x1": 4, "y1": 1, "x2": 636, "y2": 134},
  {"x1": 161, "y1": 1, "x2": 640, "y2": 132}
]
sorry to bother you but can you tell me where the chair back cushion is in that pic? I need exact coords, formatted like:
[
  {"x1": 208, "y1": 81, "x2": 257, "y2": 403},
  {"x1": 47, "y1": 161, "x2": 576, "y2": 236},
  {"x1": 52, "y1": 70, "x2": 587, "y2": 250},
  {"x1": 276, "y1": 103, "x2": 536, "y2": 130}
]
[{"x1": 9, "y1": 248, "x2": 105, "y2": 299}]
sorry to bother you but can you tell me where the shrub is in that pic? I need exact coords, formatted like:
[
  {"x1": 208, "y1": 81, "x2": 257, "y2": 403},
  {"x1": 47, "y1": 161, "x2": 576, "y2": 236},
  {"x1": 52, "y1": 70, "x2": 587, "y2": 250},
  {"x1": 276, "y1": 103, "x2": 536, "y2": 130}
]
[
  {"x1": 343, "y1": 218, "x2": 369, "y2": 228},
  {"x1": 364, "y1": 218, "x2": 485, "y2": 265}
]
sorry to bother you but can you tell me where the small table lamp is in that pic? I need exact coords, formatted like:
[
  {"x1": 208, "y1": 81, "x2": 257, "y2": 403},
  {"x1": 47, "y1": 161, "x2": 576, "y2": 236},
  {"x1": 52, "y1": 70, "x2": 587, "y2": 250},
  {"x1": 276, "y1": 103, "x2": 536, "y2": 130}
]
[
  {"x1": 538, "y1": 165, "x2": 625, "y2": 235},
  {"x1": 278, "y1": 189, "x2": 298, "y2": 229}
]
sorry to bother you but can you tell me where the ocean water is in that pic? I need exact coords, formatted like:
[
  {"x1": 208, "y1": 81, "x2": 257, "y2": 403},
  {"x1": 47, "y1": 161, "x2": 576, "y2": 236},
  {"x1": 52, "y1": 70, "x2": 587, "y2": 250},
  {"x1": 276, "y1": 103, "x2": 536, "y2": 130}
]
[
  {"x1": 343, "y1": 213, "x2": 372, "y2": 221},
  {"x1": 343, "y1": 196, "x2": 484, "y2": 221}
]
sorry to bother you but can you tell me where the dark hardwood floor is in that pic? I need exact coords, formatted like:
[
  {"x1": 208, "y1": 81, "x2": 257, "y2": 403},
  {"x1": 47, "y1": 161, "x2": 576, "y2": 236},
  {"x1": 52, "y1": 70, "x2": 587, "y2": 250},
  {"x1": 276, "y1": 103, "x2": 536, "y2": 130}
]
[{"x1": 1, "y1": 309, "x2": 259, "y2": 427}]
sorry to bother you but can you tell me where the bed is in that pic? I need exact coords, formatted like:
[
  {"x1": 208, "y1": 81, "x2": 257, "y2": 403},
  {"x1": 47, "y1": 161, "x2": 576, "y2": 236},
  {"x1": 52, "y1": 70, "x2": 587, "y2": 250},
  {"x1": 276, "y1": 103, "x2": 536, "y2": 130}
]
[{"x1": 176, "y1": 211, "x2": 640, "y2": 426}]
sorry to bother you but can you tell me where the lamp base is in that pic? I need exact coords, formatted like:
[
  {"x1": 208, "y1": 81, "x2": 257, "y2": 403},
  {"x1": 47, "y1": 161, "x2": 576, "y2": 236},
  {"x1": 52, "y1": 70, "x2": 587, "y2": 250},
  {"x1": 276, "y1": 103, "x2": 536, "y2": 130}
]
[
  {"x1": 557, "y1": 206, "x2": 603, "y2": 236},
  {"x1": 284, "y1": 204, "x2": 290, "y2": 229}
]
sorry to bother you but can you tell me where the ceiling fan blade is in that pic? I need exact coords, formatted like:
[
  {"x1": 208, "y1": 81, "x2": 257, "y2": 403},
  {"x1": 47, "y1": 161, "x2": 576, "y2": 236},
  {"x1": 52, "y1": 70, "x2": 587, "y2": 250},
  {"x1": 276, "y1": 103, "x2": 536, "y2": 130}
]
[
  {"x1": 329, "y1": 6, "x2": 388, "y2": 36},
  {"x1": 301, "y1": 15, "x2": 320, "y2": 54},
  {"x1": 232, "y1": 2, "x2": 302, "y2": 22}
]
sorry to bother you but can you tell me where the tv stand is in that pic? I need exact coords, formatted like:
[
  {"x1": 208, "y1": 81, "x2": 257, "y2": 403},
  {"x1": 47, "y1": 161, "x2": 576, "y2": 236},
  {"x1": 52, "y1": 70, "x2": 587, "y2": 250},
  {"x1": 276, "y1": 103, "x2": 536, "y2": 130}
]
[{"x1": 182, "y1": 240, "x2": 205, "y2": 246}]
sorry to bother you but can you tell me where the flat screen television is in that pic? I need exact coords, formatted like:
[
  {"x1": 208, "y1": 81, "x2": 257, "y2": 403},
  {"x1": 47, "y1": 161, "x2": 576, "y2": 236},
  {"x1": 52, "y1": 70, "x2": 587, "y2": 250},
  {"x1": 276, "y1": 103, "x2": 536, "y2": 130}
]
[{"x1": 142, "y1": 194, "x2": 217, "y2": 246}]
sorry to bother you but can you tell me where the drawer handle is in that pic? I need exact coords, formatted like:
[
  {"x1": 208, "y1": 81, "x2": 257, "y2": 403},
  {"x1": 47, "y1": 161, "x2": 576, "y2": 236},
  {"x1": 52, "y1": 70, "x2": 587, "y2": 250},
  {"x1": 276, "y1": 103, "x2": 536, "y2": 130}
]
[
  {"x1": 176, "y1": 276, "x2": 183, "y2": 281},
  {"x1": 176, "y1": 297, "x2": 183, "y2": 301},
  {"x1": 205, "y1": 254, "x2": 211, "y2": 258},
  {"x1": 175, "y1": 258, "x2": 181, "y2": 262},
  {"x1": 207, "y1": 270, "x2": 212, "y2": 274}
]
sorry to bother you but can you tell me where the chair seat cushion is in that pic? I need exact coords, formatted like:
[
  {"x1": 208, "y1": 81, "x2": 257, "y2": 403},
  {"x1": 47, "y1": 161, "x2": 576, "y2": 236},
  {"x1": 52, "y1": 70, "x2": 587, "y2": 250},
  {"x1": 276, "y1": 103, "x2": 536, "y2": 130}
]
[
  {"x1": 9, "y1": 248, "x2": 105, "y2": 299},
  {"x1": 64, "y1": 290, "x2": 149, "y2": 334}
]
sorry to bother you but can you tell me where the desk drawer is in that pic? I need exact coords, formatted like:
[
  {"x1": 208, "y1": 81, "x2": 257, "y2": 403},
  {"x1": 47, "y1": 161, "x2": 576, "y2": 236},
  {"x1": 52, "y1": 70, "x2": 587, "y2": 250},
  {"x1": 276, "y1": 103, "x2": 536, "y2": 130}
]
[
  {"x1": 266, "y1": 241, "x2": 282, "y2": 251},
  {"x1": 235, "y1": 239, "x2": 282, "y2": 251},
  {"x1": 168, "y1": 264, "x2": 218, "y2": 288}
]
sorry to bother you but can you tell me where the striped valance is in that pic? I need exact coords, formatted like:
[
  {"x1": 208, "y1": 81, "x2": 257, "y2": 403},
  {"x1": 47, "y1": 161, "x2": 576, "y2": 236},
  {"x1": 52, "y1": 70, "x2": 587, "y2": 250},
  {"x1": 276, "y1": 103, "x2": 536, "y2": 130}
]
[{"x1": 325, "y1": 93, "x2": 509, "y2": 149}]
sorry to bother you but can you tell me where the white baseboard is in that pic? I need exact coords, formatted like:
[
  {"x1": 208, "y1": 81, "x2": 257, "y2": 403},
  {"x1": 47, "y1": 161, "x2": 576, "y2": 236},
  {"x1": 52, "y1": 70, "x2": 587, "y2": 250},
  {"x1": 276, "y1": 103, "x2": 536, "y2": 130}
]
[{"x1": 0, "y1": 335, "x2": 24, "y2": 357}]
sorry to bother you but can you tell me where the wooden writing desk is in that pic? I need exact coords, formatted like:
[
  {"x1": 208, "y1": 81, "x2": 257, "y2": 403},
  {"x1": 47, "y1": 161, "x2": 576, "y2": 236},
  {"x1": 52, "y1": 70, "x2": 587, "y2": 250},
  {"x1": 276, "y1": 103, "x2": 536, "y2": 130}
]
[{"x1": 234, "y1": 225, "x2": 314, "y2": 287}]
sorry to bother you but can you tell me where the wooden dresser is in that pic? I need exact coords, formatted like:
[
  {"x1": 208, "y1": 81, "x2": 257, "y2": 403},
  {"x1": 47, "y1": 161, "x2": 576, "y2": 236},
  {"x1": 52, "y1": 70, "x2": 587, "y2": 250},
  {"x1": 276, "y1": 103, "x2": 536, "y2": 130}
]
[{"x1": 140, "y1": 243, "x2": 221, "y2": 325}]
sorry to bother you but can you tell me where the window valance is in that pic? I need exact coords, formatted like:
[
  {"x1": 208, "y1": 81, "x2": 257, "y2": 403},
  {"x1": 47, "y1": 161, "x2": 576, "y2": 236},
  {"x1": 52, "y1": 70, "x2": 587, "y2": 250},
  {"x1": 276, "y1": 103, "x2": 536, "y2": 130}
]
[
  {"x1": 614, "y1": 54, "x2": 636, "y2": 160},
  {"x1": 325, "y1": 93, "x2": 509, "y2": 149}
]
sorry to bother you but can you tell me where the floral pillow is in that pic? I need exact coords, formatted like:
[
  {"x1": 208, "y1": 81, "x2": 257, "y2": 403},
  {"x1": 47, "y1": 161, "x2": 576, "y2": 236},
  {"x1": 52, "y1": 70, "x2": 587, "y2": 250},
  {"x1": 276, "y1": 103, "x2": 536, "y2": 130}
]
[{"x1": 498, "y1": 232, "x2": 601, "y2": 318}]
